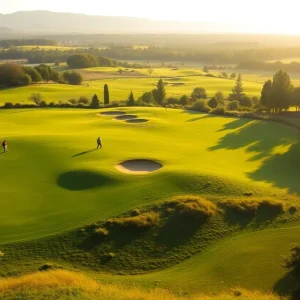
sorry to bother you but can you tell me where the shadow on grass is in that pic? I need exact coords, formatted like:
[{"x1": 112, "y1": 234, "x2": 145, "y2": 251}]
[
  {"x1": 273, "y1": 271, "x2": 298, "y2": 296},
  {"x1": 72, "y1": 149, "x2": 97, "y2": 158},
  {"x1": 57, "y1": 170, "x2": 119, "y2": 191},
  {"x1": 208, "y1": 118, "x2": 300, "y2": 194},
  {"x1": 156, "y1": 214, "x2": 204, "y2": 248}
]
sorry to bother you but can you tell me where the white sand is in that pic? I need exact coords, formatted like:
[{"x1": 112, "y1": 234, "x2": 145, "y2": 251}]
[{"x1": 116, "y1": 159, "x2": 162, "y2": 174}]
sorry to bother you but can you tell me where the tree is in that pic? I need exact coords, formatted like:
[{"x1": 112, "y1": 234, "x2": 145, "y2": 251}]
[
  {"x1": 222, "y1": 72, "x2": 228, "y2": 78},
  {"x1": 67, "y1": 54, "x2": 99, "y2": 68},
  {"x1": 63, "y1": 71, "x2": 83, "y2": 85},
  {"x1": 104, "y1": 84, "x2": 110, "y2": 105},
  {"x1": 99, "y1": 56, "x2": 116, "y2": 67},
  {"x1": 21, "y1": 74, "x2": 32, "y2": 86},
  {"x1": 292, "y1": 87, "x2": 300, "y2": 111},
  {"x1": 208, "y1": 97, "x2": 219, "y2": 109},
  {"x1": 215, "y1": 91, "x2": 225, "y2": 103},
  {"x1": 127, "y1": 91, "x2": 135, "y2": 106},
  {"x1": 154, "y1": 79, "x2": 166, "y2": 105},
  {"x1": 192, "y1": 87, "x2": 207, "y2": 99},
  {"x1": 35, "y1": 64, "x2": 52, "y2": 83},
  {"x1": 229, "y1": 74, "x2": 245, "y2": 102},
  {"x1": 179, "y1": 95, "x2": 189, "y2": 106},
  {"x1": 23, "y1": 67, "x2": 42, "y2": 83},
  {"x1": 203, "y1": 65, "x2": 209, "y2": 73},
  {"x1": 271, "y1": 70, "x2": 293, "y2": 112},
  {"x1": 147, "y1": 68, "x2": 154, "y2": 77},
  {"x1": 50, "y1": 70, "x2": 63, "y2": 83},
  {"x1": 260, "y1": 80, "x2": 273, "y2": 112},
  {"x1": 0, "y1": 63, "x2": 27, "y2": 86},
  {"x1": 78, "y1": 96, "x2": 89, "y2": 105},
  {"x1": 140, "y1": 91, "x2": 154, "y2": 104},
  {"x1": 90, "y1": 94, "x2": 100, "y2": 108},
  {"x1": 240, "y1": 95, "x2": 253, "y2": 108},
  {"x1": 29, "y1": 93, "x2": 44, "y2": 106},
  {"x1": 227, "y1": 100, "x2": 239, "y2": 111},
  {"x1": 230, "y1": 73, "x2": 237, "y2": 79}
]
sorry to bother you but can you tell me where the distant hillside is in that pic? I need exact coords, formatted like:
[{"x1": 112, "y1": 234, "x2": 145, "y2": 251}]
[{"x1": 0, "y1": 11, "x2": 239, "y2": 34}]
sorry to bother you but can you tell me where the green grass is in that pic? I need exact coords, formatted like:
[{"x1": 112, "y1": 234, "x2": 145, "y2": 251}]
[
  {"x1": 0, "y1": 107, "x2": 299, "y2": 244},
  {"x1": 0, "y1": 75, "x2": 262, "y2": 104},
  {"x1": 0, "y1": 270, "x2": 282, "y2": 300},
  {"x1": 1, "y1": 107, "x2": 300, "y2": 296}
]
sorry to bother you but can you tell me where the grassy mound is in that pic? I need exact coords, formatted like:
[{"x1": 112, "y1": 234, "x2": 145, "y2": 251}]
[
  {"x1": 0, "y1": 270, "x2": 282, "y2": 300},
  {"x1": 168, "y1": 195, "x2": 218, "y2": 218}
]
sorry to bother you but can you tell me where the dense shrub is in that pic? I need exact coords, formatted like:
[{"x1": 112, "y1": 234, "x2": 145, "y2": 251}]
[
  {"x1": 167, "y1": 97, "x2": 179, "y2": 105},
  {"x1": 78, "y1": 96, "x2": 89, "y2": 105},
  {"x1": 39, "y1": 100, "x2": 48, "y2": 107},
  {"x1": 227, "y1": 100, "x2": 239, "y2": 111},
  {"x1": 211, "y1": 105, "x2": 225, "y2": 115},
  {"x1": 191, "y1": 100, "x2": 211, "y2": 113},
  {"x1": 208, "y1": 97, "x2": 219, "y2": 108},
  {"x1": 94, "y1": 227, "x2": 109, "y2": 237},
  {"x1": 63, "y1": 71, "x2": 83, "y2": 85},
  {"x1": 179, "y1": 95, "x2": 189, "y2": 106},
  {"x1": 110, "y1": 211, "x2": 160, "y2": 229},
  {"x1": 4, "y1": 102, "x2": 13, "y2": 108},
  {"x1": 67, "y1": 53, "x2": 99, "y2": 68},
  {"x1": 220, "y1": 198, "x2": 284, "y2": 215},
  {"x1": 191, "y1": 87, "x2": 207, "y2": 99},
  {"x1": 103, "y1": 252, "x2": 115, "y2": 260},
  {"x1": 0, "y1": 63, "x2": 27, "y2": 86},
  {"x1": 168, "y1": 196, "x2": 218, "y2": 219}
]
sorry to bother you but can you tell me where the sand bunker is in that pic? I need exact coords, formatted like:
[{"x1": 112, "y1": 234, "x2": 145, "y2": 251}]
[
  {"x1": 126, "y1": 118, "x2": 149, "y2": 123},
  {"x1": 100, "y1": 111, "x2": 126, "y2": 116},
  {"x1": 116, "y1": 159, "x2": 162, "y2": 174},
  {"x1": 115, "y1": 114, "x2": 138, "y2": 120}
]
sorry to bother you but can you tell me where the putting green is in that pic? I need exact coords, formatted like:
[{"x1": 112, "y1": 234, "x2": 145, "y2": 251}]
[{"x1": 0, "y1": 107, "x2": 299, "y2": 244}]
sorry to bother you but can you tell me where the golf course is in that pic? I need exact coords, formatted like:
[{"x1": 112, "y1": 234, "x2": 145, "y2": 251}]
[{"x1": 1, "y1": 106, "x2": 300, "y2": 299}]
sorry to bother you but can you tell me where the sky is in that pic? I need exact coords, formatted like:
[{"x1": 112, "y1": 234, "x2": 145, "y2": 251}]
[{"x1": 1, "y1": 0, "x2": 300, "y2": 34}]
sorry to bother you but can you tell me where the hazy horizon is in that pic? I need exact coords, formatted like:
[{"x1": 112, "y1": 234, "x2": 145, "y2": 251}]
[{"x1": 1, "y1": 0, "x2": 300, "y2": 34}]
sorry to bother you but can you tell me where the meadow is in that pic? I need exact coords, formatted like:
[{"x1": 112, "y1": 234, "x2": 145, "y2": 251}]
[
  {"x1": 0, "y1": 67, "x2": 263, "y2": 104},
  {"x1": 1, "y1": 107, "x2": 300, "y2": 299}
]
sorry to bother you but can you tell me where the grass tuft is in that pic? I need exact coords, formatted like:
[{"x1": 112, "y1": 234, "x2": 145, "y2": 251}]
[
  {"x1": 94, "y1": 227, "x2": 109, "y2": 237},
  {"x1": 109, "y1": 211, "x2": 160, "y2": 229},
  {"x1": 0, "y1": 270, "x2": 283, "y2": 300},
  {"x1": 220, "y1": 198, "x2": 284, "y2": 215},
  {"x1": 168, "y1": 195, "x2": 218, "y2": 219}
]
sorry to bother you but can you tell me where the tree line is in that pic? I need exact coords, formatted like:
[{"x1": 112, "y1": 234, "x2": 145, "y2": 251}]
[
  {"x1": 0, "y1": 39, "x2": 57, "y2": 48},
  {"x1": 2, "y1": 43, "x2": 300, "y2": 64},
  {"x1": 0, "y1": 63, "x2": 83, "y2": 87},
  {"x1": 237, "y1": 60, "x2": 300, "y2": 72}
]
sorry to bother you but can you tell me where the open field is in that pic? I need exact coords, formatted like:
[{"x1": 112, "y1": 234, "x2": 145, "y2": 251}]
[
  {"x1": 1, "y1": 107, "x2": 300, "y2": 296},
  {"x1": 0, "y1": 73, "x2": 263, "y2": 104}
]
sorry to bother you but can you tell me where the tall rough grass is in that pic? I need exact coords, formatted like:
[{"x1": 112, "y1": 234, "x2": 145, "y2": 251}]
[
  {"x1": 219, "y1": 198, "x2": 284, "y2": 215},
  {"x1": 109, "y1": 211, "x2": 160, "y2": 229},
  {"x1": 168, "y1": 196, "x2": 218, "y2": 218},
  {"x1": 0, "y1": 270, "x2": 284, "y2": 300}
]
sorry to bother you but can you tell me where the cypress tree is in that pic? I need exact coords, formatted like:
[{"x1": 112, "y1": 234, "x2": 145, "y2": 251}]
[
  {"x1": 156, "y1": 79, "x2": 166, "y2": 105},
  {"x1": 229, "y1": 74, "x2": 244, "y2": 103},
  {"x1": 90, "y1": 94, "x2": 100, "y2": 108},
  {"x1": 127, "y1": 91, "x2": 135, "y2": 106},
  {"x1": 260, "y1": 80, "x2": 273, "y2": 112},
  {"x1": 104, "y1": 84, "x2": 110, "y2": 105}
]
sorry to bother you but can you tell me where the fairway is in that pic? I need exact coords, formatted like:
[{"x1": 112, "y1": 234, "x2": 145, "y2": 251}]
[
  {"x1": 1, "y1": 107, "x2": 300, "y2": 244},
  {"x1": 0, "y1": 74, "x2": 263, "y2": 105}
]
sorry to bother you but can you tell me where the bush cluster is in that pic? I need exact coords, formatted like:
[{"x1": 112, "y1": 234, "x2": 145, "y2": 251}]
[
  {"x1": 220, "y1": 198, "x2": 284, "y2": 215},
  {"x1": 109, "y1": 211, "x2": 160, "y2": 229},
  {"x1": 168, "y1": 196, "x2": 218, "y2": 219}
]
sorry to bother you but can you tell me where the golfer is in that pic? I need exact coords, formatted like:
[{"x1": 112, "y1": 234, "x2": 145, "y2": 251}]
[
  {"x1": 2, "y1": 140, "x2": 7, "y2": 153},
  {"x1": 97, "y1": 137, "x2": 102, "y2": 149}
]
